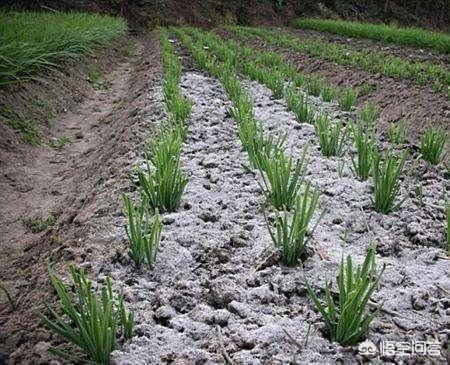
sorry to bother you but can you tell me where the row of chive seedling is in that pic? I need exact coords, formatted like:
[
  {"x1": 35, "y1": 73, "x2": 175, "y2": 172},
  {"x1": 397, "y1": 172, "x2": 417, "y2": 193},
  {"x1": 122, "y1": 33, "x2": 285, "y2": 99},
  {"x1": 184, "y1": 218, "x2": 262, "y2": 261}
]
[
  {"x1": 176, "y1": 26, "x2": 384, "y2": 347},
  {"x1": 36, "y1": 29, "x2": 191, "y2": 363},
  {"x1": 177, "y1": 26, "x2": 449, "y2": 349}
]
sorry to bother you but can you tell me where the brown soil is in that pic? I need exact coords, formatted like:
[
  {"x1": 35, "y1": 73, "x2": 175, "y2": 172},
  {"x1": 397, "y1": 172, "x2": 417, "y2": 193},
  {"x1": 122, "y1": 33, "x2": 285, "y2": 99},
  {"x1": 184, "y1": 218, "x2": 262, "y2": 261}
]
[
  {"x1": 290, "y1": 28, "x2": 450, "y2": 66},
  {"x1": 223, "y1": 28, "x2": 450, "y2": 144},
  {"x1": 0, "y1": 33, "x2": 163, "y2": 364}
]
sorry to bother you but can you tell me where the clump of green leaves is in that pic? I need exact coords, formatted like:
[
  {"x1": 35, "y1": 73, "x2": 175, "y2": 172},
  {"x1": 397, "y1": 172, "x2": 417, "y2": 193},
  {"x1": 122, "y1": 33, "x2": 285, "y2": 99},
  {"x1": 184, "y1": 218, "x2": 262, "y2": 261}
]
[
  {"x1": 306, "y1": 244, "x2": 385, "y2": 346},
  {"x1": 122, "y1": 193, "x2": 162, "y2": 268},
  {"x1": 258, "y1": 145, "x2": 309, "y2": 210},
  {"x1": 22, "y1": 215, "x2": 56, "y2": 233},
  {"x1": 38, "y1": 265, "x2": 134, "y2": 364},
  {"x1": 420, "y1": 126, "x2": 447, "y2": 165},
  {"x1": 264, "y1": 70, "x2": 285, "y2": 99},
  {"x1": 338, "y1": 88, "x2": 358, "y2": 111},
  {"x1": 372, "y1": 150, "x2": 408, "y2": 213},
  {"x1": 387, "y1": 121, "x2": 406, "y2": 144},
  {"x1": 138, "y1": 128, "x2": 188, "y2": 213},
  {"x1": 307, "y1": 76, "x2": 323, "y2": 97},
  {"x1": 321, "y1": 84, "x2": 337, "y2": 102},
  {"x1": 314, "y1": 113, "x2": 347, "y2": 157},
  {"x1": 351, "y1": 124, "x2": 377, "y2": 181},
  {"x1": 359, "y1": 102, "x2": 379, "y2": 128},
  {"x1": 286, "y1": 89, "x2": 316, "y2": 124},
  {"x1": 265, "y1": 182, "x2": 321, "y2": 266}
]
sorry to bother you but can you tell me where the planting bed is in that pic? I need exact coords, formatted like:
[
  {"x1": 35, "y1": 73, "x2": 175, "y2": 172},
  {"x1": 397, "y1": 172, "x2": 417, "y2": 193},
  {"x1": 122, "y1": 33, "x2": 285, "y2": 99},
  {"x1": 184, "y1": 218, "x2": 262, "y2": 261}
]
[
  {"x1": 1, "y1": 19, "x2": 449, "y2": 365},
  {"x1": 110, "y1": 32, "x2": 448, "y2": 363},
  {"x1": 224, "y1": 28, "x2": 449, "y2": 144}
]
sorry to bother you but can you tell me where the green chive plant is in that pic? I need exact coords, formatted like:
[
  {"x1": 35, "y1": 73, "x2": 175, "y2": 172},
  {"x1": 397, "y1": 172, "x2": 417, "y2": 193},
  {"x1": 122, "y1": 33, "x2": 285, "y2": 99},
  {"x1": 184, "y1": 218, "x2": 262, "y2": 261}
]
[
  {"x1": 321, "y1": 84, "x2": 337, "y2": 102},
  {"x1": 258, "y1": 145, "x2": 309, "y2": 210},
  {"x1": 420, "y1": 126, "x2": 447, "y2": 165},
  {"x1": 387, "y1": 121, "x2": 406, "y2": 144},
  {"x1": 307, "y1": 76, "x2": 323, "y2": 97},
  {"x1": 264, "y1": 70, "x2": 285, "y2": 99},
  {"x1": 338, "y1": 88, "x2": 358, "y2": 111},
  {"x1": 359, "y1": 102, "x2": 379, "y2": 128},
  {"x1": 306, "y1": 244, "x2": 385, "y2": 346},
  {"x1": 286, "y1": 89, "x2": 316, "y2": 124},
  {"x1": 138, "y1": 128, "x2": 188, "y2": 213},
  {"x1": 372, "y1": 150, "x2": 408, "y2": 213},
  {"x1": 265, "y1": 182, "x2": 321, "y2": 266},
  {"x1": 314, "y1": 113, "x2": 348, "y2": 157},
  {"x1": 122, "y1": 193, "x2": 162, "y2": 268},
  {"x1": 351, "y1": 124, "x2": 377, "y2": 181},
  {"x1": 39, "y1": 265, "x2": 134, "y2": 364}
]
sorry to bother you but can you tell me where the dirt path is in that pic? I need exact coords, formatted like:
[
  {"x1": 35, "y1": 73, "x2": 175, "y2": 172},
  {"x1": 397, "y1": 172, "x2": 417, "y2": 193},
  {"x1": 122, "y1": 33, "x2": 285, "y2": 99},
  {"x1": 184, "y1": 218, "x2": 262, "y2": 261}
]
[{"x1": 0, "y1": 34, "x2": 164, "y2": 363}]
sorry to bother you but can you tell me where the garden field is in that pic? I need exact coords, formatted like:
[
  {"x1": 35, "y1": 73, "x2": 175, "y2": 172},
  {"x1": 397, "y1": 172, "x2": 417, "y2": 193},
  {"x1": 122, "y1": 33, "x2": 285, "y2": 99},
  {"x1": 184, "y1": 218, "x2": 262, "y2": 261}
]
[{"x1": 0, "y1": 10, "x2": 449, "y2": 365}]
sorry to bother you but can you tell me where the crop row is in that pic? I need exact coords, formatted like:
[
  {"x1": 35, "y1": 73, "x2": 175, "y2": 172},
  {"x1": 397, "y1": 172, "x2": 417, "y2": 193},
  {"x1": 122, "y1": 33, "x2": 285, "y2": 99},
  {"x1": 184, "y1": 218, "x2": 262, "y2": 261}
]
[
  {"x1": 37, "y1": 28, "x2": 192, "y2": 363},
  {"x1": 176, "y1": 26, "x2": 392, "y2": 346},
  {"x1": 293, "y1": 18, "x2": 450, "y2": 54},
  {"x1": 230, "y1": 26, "x2": 450, "y2": 94}
]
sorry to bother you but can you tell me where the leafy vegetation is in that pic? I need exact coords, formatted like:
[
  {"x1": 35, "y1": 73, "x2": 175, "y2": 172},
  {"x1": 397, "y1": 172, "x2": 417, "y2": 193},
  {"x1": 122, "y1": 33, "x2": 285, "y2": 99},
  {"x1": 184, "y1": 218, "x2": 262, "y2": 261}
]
[
  {"x1": 258, "y1": 145, "x2": 309, "y2": 210},
  {"x1": 420, "y1": 126, "x2": 447, "y2": 165},
  {"x1": 122, "y1": 194, "x2": 162, "y2": 268},
  {"x1": 306, "y1": 244, "x2": 385, "y2": 345},
  {"x1": 286, "y1": 89, "x2": 316, "y2": 124},
  {"x1": 231, "y1": 27, "x2": 450, "y2": 90},
  {"x1": 359, "y1": 102, "x2": 379, "y2": 128},
  {"x1": 314, "y1": 113, "x2": 347, "y2": 157},
  {"x1": 338, "y1": 88, "x2": 358, "y2": 111},
  {"x1": 39, "y1": 265, "x2": 134, "y2": 364},
  {"x1": 265, "y1": 182, "x2": 321, "y2": 266},
  {"x1": 293, "y1": 18, "x2": 450, "y2": 54},
  {"x1": 22, "y1": 215, "x2": 56, "y2": 233},
  {"x1": 351, "y1": 124, "x2": 377, "y2": 181},
  {"x1": 372, "y1": 150, "x2": 408, "y2": 213},
  {"x1": 387, "y1": 121, "x2": 406, "y2": 144},
  {"x1": 0, "y1": 11, "x2": 127, "y2": 84}
]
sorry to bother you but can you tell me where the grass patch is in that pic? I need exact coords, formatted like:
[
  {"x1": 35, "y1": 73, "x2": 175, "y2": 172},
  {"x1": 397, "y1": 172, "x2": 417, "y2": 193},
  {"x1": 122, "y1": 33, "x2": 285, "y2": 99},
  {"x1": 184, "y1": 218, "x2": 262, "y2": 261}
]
[
  {"x1": 0, "y1": 11, "x2": 127, "y2": 85},
  {"x1": 359, "y1": 102, "x2": 379, "y2": 128},
  {"x1": 6, "y1": 117, "x2": 38, "y2": 143},
  {"x1": 372, "y1": 150, "x2": 408, "y2": 213},
  {"x1": 306, "y1": 244, "x2": 385, "y2": 346},
  {"x1": 39, "y1": 265, "x2": 134, "y2": 363},
  {"x1": 265, "y1": 182, "x2": 321, "y2": 266},
  {"x1": 22, "y1": 215, "x2": 56, "y2": 233},
  {"x1": 420, "y1": 126, "x2": 447, "y2": 165},
  {"x1": 293, "y1": 18, "x2": 450, "y2": 54}
]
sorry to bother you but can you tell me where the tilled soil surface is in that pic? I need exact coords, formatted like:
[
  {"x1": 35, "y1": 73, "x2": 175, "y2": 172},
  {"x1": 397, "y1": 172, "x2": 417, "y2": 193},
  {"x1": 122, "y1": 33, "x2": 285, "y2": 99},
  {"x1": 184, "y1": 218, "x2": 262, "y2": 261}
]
[
  {"x1": 222, "y1": 29, "x2": 450, "y2": 145},
  {"x1": 0, "y1": 34, "x2": 163, "y2": 363},
  {"x1": 110, "y1": 65, "x2": 448, "y2": 363},
  {"x1": 289, "y1": 28, "x2": 450, "y2": 66}
]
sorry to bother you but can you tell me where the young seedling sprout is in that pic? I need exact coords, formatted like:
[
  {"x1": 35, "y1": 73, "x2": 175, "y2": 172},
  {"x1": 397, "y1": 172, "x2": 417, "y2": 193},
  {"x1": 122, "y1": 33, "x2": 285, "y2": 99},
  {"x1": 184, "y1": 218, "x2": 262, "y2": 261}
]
[
  {"x1": 338, "y1": 88, "x2": 358, "y2": 111},
  {"x1": 359, "y1": 102, "x2": 379, "y2": 129},
  {"x1": 387, "y1": 121, "x2": 406, "y2": 144},
  {"x1": 38, "y1": 265, "x2": 134, "y2": 364},
  {"x1": 286, "y1": 89, "x2": 316, "y2": 124},
  {"x1": 372, "y1": 149, "x2": 408, "y2": 213},
  {"x1": 314, "y1": 113, "x2": 348, "y2": 157},
  {"x1": 420, "y1": 126, "x2": 447, "y2": 165},
  {"x1": 122, "y1": 193, "x2": 162, "y2": 268},
  {"x1": 351, "y1": 124, "x2": 377, "y2": 181},
  {"x1": 265, "y1": 182, "x2": 322, "y2": 266},
  {"x1": 258, "y1": 145, "x2": 309, "y2": 210},
  {"x1": 306, "y1": 244, "x2": 385, "y2": 346}
]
